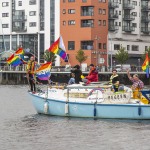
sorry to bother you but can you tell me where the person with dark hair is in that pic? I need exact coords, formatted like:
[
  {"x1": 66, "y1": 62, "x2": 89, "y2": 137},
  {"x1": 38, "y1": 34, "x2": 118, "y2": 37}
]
[
  {"x1": 127, "y1": 69, "x2": 144, "y2": 98},
  {"x1": 71, "y1": 65, "x2": 82, "y2": 84},
  {"x1": 83, "y1": 64, "x2": 98, "y2": 84},
  {"x1": 109, "y1": 69, "x2": 120, "y2": 92}
]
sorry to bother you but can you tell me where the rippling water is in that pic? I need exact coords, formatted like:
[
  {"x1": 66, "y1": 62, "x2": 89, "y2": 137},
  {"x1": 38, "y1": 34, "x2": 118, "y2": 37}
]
[{"x1": 1, "y1": 85, "x2": 150, "y2": 150}]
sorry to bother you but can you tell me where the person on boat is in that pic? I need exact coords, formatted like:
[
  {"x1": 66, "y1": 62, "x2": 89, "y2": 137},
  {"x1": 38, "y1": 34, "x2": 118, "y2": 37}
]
[
  {"x1": 26, "y1": 56, "x2": 38, "y2": 93},
  {"x1": 82, "y1": 64, "x2": 98, "y2": 84},
  {"x1": 109, "y1": 69, "x2": 120, "y2": 92},
  {"x1": 127, "y1": 69, "x2": 144, "y2": 98},
  {"x1": 71, "y1": 65, "x2": 82, "y2": 84},
  {"x1": 68, "y1": 73, "x2": 75, "y2": 85}
]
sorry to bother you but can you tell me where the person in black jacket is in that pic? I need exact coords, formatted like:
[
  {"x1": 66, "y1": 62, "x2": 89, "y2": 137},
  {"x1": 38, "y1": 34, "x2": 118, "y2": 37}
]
[{"x1": 71, "y1": 65, "x2": 82, "y2": 84}]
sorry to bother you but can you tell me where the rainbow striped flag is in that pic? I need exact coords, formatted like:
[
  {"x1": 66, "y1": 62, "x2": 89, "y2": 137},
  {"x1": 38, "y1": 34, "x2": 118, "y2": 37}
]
[
  {"x1": 36, "y1": 62, "x2": 52, "y2": 80},
  {"x1": 48, "y1": 36, "x2": 67, "y2": 60},
  {"x1": 142, "y1": 53, "x2": 149, "y2": 78},
  {"x1": 6, "y1": 48, "x2": 24, "y2": 66}
]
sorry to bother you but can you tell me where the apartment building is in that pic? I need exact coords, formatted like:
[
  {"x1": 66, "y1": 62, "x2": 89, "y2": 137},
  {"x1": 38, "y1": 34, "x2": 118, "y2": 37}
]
[
  {"x1": 108, "y1": 0, "x2": 150, "y2": 66},
  {"x1": 60, "y1": 0, "x2": 108, "y2": 67},
  {"x1": 0, "y1": 0, "x2": 60, "y2": 64}
]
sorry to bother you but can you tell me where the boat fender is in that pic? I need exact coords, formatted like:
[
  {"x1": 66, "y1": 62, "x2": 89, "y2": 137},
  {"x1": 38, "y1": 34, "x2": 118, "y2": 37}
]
[
  {"x1": 94, "y1": 106, "x2": 96, "y2": 117},
  {"x1": 138, "y1": 107, "x2": 141, "y2": 116},
  {"x1": 65, "y1": 103, "x2": 69, "y2": 114},
  {"x1": 44, "y1": 102, "x2": 49, "y2": 114}
]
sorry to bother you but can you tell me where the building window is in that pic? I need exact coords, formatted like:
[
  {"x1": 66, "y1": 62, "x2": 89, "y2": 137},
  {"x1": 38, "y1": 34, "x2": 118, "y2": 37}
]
[
  {"x1": 68, "y1": 0, "x2": 75, "y2": 2},
  {"x1": 29, "y1": 0, "x2": 36, "y2": 5},
  {"x1": 99, "y1": 9, "x2": 102, "y2": 14},
  {"x1": 2, "y1": 24, "x2": 9, "y2": 28},
  {"x1": 103, "y1": 9, "x2": 106, "y2": 15},
  {"x1": 81, "y1": 6, "x2": 94, "y2": 16},
  {"x1": 132, "y1": 12, "x2": 137, "y2": 16},
  {"x1": 119, "y1": 0, "x2": 121, "y2": 4},
  {"x1": 82, "y1": 0, "x2": 87, "y2": 2},
  {"x1": 18, "y1": 1, "x2": 22, "y2": 6},
  {"x1": 68, "y1": 9, "x2": 75, "y2": 14},
  {"x1": 68, "y1": 41, "x2": 75, "y2": 50},
  {"x1": 98, "y1": 43, "x2": 101, "y2": 49},
  {"x1": 62, "y1": 9, "x2": 66, "y2": 14},
  {"x1": 103, "y1": 43, "x2": 106, "y2": 49},
  {"x1": 119, "y1": 22, "x2": 121, "y2": 26},
  {"x1": 103, "y1": 20, "x2": 106, "y2": 26},
  {"x1": 29, "y1": 11, "x2": 36, "y2": 16},
  {"x1": 132, "y1": 23, "x2": 137, "y2": 28},
  {"x1": 68, "y1": 20, "x2": 75, "y2": 25},
  {"x1": 99, "y1": 0, "x2": 102, "y2": 2},
  {"x1": 114, "y1": 44, "x2": 120, "y2": 50},
  {"x1": 81, "y1": 20, "x2": 94, "y2": 27},
  {"x1": 133, "y1": 1, "x2": 137, "y2": 6},
  {"x1": 63, "y1": 0, "x2": 66, "y2": 2},
  {"x1": 98, "y1": 20, "x2": 101, "y2": 26},
  {"x1": 29, "y1": 22, "x2": 36, "y2": 27},
  {"x1": 119, "y1": 11, "x2": 121, "y2": 15},
  {"x1": 102, "y1": 0, "x2": 106, "y2": 2},
  {"x1": 145, "y1": 46, "x2": 148, "y2": 51},
  {"x1": 2, "y1": 13, "x2": 9, "y2": 17},
  {"x1": 132, "y1": 45, "x2": 139, "y2": 51},
  {"x1": 2, "y1": 2, "x2": 9, "y2": 7},
  {"x1": 127, "y1": 45, "x2": 130, "y2": 51},
  {"x1": 81, "y1": 41, "x2": 93, "y2": 50},
  {"x1": 63, "y1": 21, "x2": 66, "y2": 25}
]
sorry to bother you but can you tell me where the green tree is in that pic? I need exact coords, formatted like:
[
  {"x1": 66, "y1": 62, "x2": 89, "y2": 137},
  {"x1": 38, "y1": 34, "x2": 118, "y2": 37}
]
[
  {"x1": 76, "y1": 49, "x2": 87, "y2": 65},
  {"x1": 115, "y1": 47, "x2": 129, "y2": 68},
  {"x1": 43, "y1": 49, "x2": 56, "y2": 64}
]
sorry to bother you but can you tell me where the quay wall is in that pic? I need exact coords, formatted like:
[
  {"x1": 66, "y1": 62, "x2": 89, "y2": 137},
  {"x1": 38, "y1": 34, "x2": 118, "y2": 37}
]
[{"x1": 0, "y1": 71, "x2": 149, "y2": 86}]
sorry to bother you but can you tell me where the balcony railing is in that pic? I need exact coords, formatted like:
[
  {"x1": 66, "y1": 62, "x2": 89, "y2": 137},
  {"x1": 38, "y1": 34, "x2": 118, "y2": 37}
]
[
  {"x1": 109, "y1": 13, "x2": 119, "y2": 19},
  {"x1": 12, "y1": 26, "x2": 27, "y2": 32},
  {"x1": 81, "y1": 11, "x2": 94, "y2": 16},
  {"x1": 108, "y1": 2, "x2": 119, "y2": 8},
  {"x1": 81, "y1": 23, "x2": 94, "y2": 27},
  {"x1": 108, "y1": 25, "x2": 119, "y2": 31},
  {"x1": 141, "y1": 16, "x2": 150, "y2": 22},
  {"x1": 122, "y1": 26, "x2": 135, "y2": 32},
  {"x1": 123, "y1": 15, "x2": 135, "y2": 21},
  {"x1": 141, "y1": 27, "x2": 150, "y2": 33},
  {"x1": 123, "y1": 3, "x2": 135, "y2": 9},
  {"x1": 13, "y1": 15, "x2": 27, "y2": 21},
  {"x1": 141, "y1": 5, "x2": 150, "y2": 11}
]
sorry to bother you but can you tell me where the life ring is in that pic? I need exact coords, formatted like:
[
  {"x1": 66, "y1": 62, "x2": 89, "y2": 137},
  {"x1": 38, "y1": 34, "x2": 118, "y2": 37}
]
[{"x1": 88, "y1": 88, "x2": 104, "y2": 97}]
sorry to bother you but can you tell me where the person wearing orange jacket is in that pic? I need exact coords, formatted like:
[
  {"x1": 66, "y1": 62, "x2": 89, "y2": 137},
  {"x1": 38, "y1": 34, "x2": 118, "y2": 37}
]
[
  {"x1": 83, "y1": 64, "x2": 98, "y2": 84},
  {"x1": 26, "y1": 56, "x2": 38, "y2": 92}
]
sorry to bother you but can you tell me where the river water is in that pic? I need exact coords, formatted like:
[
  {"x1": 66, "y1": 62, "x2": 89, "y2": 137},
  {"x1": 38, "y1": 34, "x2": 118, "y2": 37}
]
[{"x1": 1, "y1": 85, "x2": 150, "y2": 150}]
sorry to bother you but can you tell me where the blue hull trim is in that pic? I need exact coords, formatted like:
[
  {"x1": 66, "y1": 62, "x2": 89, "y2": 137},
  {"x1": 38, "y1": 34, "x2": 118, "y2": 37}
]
[{"x1": 29, "y1": 93, "x2": 150, "y2": 119}]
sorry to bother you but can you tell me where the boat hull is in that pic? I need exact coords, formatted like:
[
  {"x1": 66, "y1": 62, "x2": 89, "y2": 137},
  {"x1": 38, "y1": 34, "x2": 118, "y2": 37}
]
[{"x1": 29, "y1": 93, "x2": 150, "y2": 119}]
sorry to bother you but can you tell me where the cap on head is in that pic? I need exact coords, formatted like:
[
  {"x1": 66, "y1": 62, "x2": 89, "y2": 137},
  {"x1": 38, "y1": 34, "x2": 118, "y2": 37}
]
[{"x1": 112, "y1": 69, "x2": 117, "y2": 72}]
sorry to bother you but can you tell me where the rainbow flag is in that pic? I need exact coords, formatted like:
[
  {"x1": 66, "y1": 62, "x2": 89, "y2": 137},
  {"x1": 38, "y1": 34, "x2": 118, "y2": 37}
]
[
  {"x1": 142, "y1": 53, "x2": 149, "y2": 78},
  {"x1": 48, "y1": 36, "x2": 67, "y2": 60},
  {"x1": 6, "y1": 48, "x2": 24, "y2": 66},
  {"x1": 36, "y1": 62, "x2": 52, "y2": 80}
]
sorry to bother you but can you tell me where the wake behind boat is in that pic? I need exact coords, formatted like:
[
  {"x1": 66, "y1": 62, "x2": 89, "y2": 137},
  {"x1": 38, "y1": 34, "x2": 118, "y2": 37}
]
[{"x1": 28, "y1": 82, "x2": 150, "y2": 119}]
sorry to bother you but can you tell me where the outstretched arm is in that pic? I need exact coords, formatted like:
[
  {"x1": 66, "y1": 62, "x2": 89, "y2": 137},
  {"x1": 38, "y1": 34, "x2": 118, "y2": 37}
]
[{"x1": 127, "y1": 69, "x2": 132, "y2": 80}]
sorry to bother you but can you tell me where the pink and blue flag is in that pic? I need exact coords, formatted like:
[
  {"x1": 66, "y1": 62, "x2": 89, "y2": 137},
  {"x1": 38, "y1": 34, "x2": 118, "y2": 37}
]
[{"x1": 36, "y1": 62, "x2": 52, "y2": 80}]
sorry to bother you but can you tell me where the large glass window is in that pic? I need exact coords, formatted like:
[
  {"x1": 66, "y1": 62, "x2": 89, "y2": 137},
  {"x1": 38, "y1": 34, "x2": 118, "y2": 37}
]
[{"x1": 81, "y1": 41, "x2": 93, "y2": 50}]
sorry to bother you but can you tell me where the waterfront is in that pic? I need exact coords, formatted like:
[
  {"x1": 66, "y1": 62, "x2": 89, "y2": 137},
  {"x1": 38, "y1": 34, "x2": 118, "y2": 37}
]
[{"x1": 1, "y1": 85, "x2": 150, "y2": 150}]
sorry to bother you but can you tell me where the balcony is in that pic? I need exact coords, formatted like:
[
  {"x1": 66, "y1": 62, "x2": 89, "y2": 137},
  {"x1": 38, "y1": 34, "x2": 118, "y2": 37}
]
[
  {"x1": 141, "y1": 27, "x2": 150, "y2": 33},
  {"x1": 108, "y1": 2, "x2": 119, "y2": 8},
  {"x1": 109, "y1": 13, "x2": 119, "y2": 19},
  {"x1": 141, "y1": 5, "x2": 150, "y2": 11},
  {"x1": 13, "y1": 15, "x2": 27, "y2": 22},
  {"x1": 12, "y1": 26, "x2": 27, "y2": 32},
  {"x1": 81, "y1": 11, "x2": 94, "y2": 16},
  {"x1": 123, "y1": 3, "x2": 135, "y2": 9},
  {"x1": 108, "y1": 25, "x2": 119, "y2": 31},
  {"x1": 122, "y1": 26, "x2": 135, "y2": 32},
  {"x1": 141, "y1": 16, "x2": 150, "y2": 22},
  {"x1": 123, "y1": 15, "x2": 135, "y2": 21}
]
